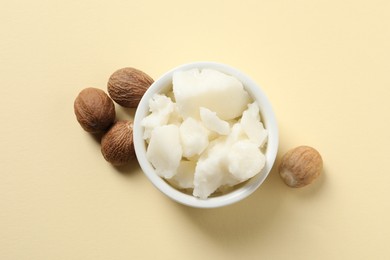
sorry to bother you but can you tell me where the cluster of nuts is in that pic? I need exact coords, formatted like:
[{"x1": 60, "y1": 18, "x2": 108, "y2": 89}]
[{"x1": 74, "y1": 67, "x2": 153, "y2": 166}]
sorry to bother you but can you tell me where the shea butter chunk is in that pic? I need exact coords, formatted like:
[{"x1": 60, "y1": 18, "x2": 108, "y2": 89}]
[
  {"x1": 193, "y1": 137, "x2": 232, "y2": 199},
  {"x1": 179, "y1": 118, "x2": 209, "y2": 158},
  {"x1": 169, "y1": 160, "x2": 196, "y2": 189},
  {"x1": 200, "y1": 107, "x2": 230, "y2": 135},
  {"x1": 227, "y1": 140, "x2": 265, "y2": 181},
  {"x1": 240, "y1": 102, "x2": 268, "y2": 147},
  {"x1": 146, "y1": 125, "x2": 182, "y2": 178},
  {"x1": 141, "y1": 94, "x2": 175, "y2": 140},
  {"x1": 173, "y1": 69, "x2": 251, "y2": 120},
  {"x1": 226, "y1": 122, "x2": 246, "y2": 145}
]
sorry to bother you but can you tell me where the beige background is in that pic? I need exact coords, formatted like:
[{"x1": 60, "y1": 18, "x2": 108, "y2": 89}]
[{"x1": 1, "y1": 0, "x2": 390, "y2": 259}]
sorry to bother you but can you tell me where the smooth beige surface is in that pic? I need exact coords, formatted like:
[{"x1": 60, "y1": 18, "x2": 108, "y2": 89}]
[{"x1": 1, "y1": 0, "x2": 389, "y2": 259}]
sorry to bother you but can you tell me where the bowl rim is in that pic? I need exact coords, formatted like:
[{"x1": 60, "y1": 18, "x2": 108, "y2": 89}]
[{"x1": 133, "y1": 61, "x2": 279, "y2": 208}]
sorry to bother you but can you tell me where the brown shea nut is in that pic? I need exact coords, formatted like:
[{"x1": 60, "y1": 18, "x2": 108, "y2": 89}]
[
  {"x1": 107, "y1": 67, "x2": 154, "y2": 108},
  {"x1": 74, "y1": 88, "x2": 116, "y2": 133},
  {"x1": 279, "y1": 146, "x2": 323, "y2": 188},
  {"x1": 101, "y1": 120, "x2": 135, "y2": 166}
]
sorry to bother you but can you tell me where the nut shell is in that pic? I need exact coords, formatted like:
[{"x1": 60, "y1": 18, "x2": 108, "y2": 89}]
[
  {"x1": 279, "y1": 146, "x2": 323, "y2": 188},
  {"x1": 107, "y1": 67, "x2": 153, "y2": 108},
  {"x1": 74, "y1": 87, "x2": 116, "y2": 133},
  {"x1": 101, "y1": 120, "x2": 135, "y2": 166}
]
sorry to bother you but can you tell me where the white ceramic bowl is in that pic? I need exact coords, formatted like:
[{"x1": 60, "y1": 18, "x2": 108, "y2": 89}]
[{"x1": 133, "y1": 62, "x2": 278, "y2": 208}]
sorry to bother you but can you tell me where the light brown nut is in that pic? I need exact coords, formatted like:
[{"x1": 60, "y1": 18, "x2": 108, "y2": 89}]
[
  {"x1": 107, "y1": 67, "x2": 153, "y2": 108},
  {"x1": 279, "y1": 146, "x2": 323, "y2": 188},
  {"x1": 74, "y1": 87, "x2": 115, "y2": 133}
]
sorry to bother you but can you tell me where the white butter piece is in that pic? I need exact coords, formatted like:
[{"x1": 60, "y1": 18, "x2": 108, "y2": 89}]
[
  {"x1": 146, "y1": 125, "x2": 182, "y2": 179},
  {"x1": 172, "y1": 68, "x2": 251, "y2": 120},
  {"x1": 193, "y1": 138, "x2": 227, "y2": 199},
  {"x1": 199, "y1": 107, "x2": 230, "y2": 135},
  {"x1": 179, "y1": 117, "x2": 209, "y2": 158},
  {"x1": 226, "y1": 140, "x2": 265, "y2": 181},
  {"x1": 141, "y1": 94, "x2": 175, "y2": 141},
  {"x1": 240, "y1": 102, "x2": 268, "y2": 147},
  {"x1": 169, "y1": 160, "x2": 196, "y2": 189}
]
